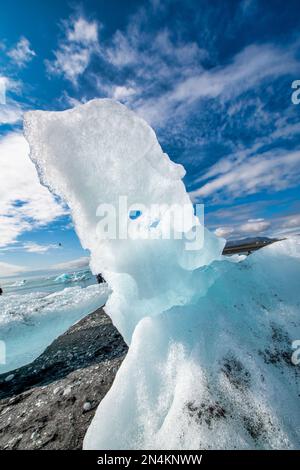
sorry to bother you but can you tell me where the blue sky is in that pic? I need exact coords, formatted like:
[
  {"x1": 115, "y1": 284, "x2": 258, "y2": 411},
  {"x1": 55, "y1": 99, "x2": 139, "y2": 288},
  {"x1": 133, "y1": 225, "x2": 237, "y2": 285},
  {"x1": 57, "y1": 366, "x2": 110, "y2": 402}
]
[{"x1": 0, "y1": 0, "x2": 300, "y2": 277}]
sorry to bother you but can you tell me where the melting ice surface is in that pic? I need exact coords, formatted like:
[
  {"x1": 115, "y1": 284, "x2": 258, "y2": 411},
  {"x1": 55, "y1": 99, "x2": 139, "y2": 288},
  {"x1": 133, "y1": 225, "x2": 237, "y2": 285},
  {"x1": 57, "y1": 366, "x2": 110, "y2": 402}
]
[
  {"x1": 0, "y1": 272, "x2": 109, "y2": 373},
  {"x1": 24, "y1": 100, "x2": 300, "y2": 449}
]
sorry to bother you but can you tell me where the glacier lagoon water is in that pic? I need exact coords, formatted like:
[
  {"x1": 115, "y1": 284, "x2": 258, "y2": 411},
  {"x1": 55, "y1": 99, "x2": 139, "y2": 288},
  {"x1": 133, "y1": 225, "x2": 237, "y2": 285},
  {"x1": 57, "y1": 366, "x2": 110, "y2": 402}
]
[
  {"x1": 24, "y1": 99, "x2": 300, "y2": 449},
  {"x1": 0, "y1": 270, "x2": 109, "y2": 374}
]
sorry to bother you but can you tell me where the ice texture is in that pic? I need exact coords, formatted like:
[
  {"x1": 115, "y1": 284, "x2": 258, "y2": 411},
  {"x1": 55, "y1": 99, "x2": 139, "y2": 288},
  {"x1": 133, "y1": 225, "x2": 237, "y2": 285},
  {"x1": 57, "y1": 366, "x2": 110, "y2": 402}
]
[
  {"x1": 0, "y1": 284, "x2": 109, "y2": 373},
  {"x1": 24, "y1": 100, "x2": 300, "y2": 449},
  {"x1": 85, "y1": 240, "x2": 300, "y2": 449}
]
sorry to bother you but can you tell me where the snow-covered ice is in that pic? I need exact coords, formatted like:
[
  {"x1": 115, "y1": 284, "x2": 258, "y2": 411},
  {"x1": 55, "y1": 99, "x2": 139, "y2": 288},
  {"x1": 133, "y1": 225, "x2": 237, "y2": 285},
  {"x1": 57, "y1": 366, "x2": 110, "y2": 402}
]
[{"x1": 24, "y1": 99, "x2": 300, "y2": 449}]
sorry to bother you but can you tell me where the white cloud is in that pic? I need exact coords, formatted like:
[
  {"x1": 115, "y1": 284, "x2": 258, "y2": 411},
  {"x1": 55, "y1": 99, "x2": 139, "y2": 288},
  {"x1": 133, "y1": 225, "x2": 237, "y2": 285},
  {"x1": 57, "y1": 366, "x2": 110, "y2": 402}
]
[
  {"x1": 0, "y1": 261, "x2": 26, "y2": 278},
  {"x1": 214, "y1": 227, "x2": 234, "y2": 238},
  {"x1": 240, "y1": 218, "x2": 270, "y2": 233},
  {"x1": 0, "y1": 103, "x2": 23, "y2": 124},
  {"x1": 51, "y1": 256, "x2": 89, "y2": 271},
  {"x1": 66, "y1": 17, "x2": 98, "y2": 43},
  {"x1": 47, "y1": 16, "x2": 100, "y2": 84},
  {"x1": 113, "y1": 85, "x2": 136, "y2": 101},
  {"x1": 7, "y1": 37, "x2": 36, "y2": 67},
  {"x1": 190, "y1": 149, "x2": 300, "y2": 201},
  {"x1": 0, "y1": 132, "x2": 67, "y2": 247}
]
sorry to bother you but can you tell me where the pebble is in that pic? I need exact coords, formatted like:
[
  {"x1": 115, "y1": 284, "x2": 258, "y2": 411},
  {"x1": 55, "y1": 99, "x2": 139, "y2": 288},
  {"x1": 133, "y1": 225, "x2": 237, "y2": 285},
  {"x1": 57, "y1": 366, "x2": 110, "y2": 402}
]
[
  {"x1": 5, "y1": 374, "x2": 14, "y2": 382},
  {"x1": 31, "y1": 431, "x2": 39, "y2": 440},
  {"x1": 63, "y1": 386, "x2": 72, "y2": 396},
  {"x1": 83, "y1": 401, "x2": 92, "y2": 412}
]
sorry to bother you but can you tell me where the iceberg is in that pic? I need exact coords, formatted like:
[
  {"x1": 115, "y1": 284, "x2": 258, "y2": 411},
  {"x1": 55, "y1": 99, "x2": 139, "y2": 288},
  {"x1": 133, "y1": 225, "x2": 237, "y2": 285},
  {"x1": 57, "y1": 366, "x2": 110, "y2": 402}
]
[{"x1": 24, "y1": 99, "x2": 300, "y2": 449}]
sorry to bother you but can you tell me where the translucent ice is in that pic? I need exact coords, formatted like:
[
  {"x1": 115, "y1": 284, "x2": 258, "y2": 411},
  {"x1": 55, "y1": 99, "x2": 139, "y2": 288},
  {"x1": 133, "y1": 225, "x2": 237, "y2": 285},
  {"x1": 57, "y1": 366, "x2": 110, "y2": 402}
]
[
  {"x1": 24, "y1": 100, "x2": 300, "y2": 449},
  {"x1": 84, "y1": 239, "x2": 300, "y2": 449},
  {"x1": 0, "y1": 284, "x2": 109, "y2": 373},
  {"x1": 24, "y1": 99, "x2": 224, "y2": 343}
]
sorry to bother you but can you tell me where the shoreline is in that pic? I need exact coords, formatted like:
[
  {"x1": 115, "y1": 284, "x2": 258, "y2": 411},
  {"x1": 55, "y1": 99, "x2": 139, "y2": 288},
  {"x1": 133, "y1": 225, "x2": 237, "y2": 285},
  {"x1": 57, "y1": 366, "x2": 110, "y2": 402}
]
[{"x1": 0, "y1": 308, "x2": 127, "y2": 450}]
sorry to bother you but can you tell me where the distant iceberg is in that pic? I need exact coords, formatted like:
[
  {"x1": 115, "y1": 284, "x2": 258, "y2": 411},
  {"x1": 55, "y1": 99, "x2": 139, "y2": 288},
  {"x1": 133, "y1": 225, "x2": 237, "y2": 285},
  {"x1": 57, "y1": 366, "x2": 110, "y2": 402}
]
[
  {"x1": 54, "y1": 271, "x2": 91, "y2": 283},
  {"x1": 24, "y1": 99, "x2": 300, "y2": 449},
  {"x1": 54, "y1": 273, "x2": 73, "y2": 283}
]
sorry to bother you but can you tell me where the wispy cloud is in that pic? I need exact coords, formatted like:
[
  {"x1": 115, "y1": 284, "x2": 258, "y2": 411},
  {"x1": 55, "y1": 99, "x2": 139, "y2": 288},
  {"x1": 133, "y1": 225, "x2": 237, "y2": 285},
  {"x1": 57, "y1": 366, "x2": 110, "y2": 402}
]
[
  {"x1": 77, "y1": 10, "x2": 208, "y2": 109},
  {"x1": 81, "y1": 3, "x2": 299, "y2": 128},
  {"x1": 22, "y1": 242, "x2": 59, "y2": 254},
  {"x1": 46, "y1": 16, "x2": 100, "y2": 85},
  {"x1": 57, "y1": 5, "x2": 300, "y2": 142},
  {"x1": 7, "y1": 37, "x2": 36, "y2": 68},
  {"x1": 0, "y1": 242, "x2": 59, "y2": 254},
  {"x1": 190, "y1": 149, "x2": 300, "y2": 201},
  {"x1": 132, "y1": 42, "x2": 300, "y2": 126}
]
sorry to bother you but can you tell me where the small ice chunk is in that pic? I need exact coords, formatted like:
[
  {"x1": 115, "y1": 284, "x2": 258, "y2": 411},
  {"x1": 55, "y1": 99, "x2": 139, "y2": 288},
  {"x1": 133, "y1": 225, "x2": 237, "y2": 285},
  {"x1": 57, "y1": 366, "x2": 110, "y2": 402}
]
[{"x1": 63, "y1": 385, "x2": 72, "y2": 396}]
